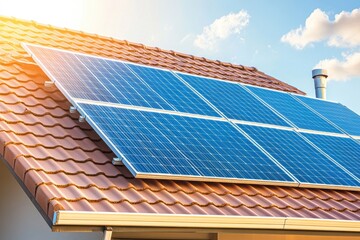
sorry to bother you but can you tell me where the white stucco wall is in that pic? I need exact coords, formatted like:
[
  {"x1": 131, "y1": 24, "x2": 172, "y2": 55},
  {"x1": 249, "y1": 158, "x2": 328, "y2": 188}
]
[{"x1": 0, "y1": 159, "x2": 102, "y2": 240}]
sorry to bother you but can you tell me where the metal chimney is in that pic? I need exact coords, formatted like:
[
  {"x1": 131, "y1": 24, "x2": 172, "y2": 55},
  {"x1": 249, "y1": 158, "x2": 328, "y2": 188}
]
[{"x1": 312, "y1": 68, "x2": 328, "y2": 100}]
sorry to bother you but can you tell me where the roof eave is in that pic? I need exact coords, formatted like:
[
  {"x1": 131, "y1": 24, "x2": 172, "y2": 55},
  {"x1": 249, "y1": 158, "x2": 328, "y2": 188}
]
[{"x1": 53, "y1": 211, "x2": 360, "y2": 233}]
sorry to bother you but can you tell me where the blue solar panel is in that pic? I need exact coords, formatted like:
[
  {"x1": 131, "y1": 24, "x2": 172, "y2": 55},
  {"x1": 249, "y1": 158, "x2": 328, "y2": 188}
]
[
  {"x1": 24, "y1": 44, "x2": 174, "y2": 110},
  {"x1": 24, "y1": 44, "x2": 119, "y2": 102},
  {"x1": 295, "y1": 96, "x2": 360, "y2": 136},
  {"x1": 177, "y1": 73, "x2": 291, "y2": 126},
  {"x1": 246, "y1": 86, "x2": 342, "y2": 133},
  {"x1": 239, "y1": 124, "x2": 359, "y2": 187},
  {"x1": 303, "y1": 133, "x2": 360, "y2": 180},
  {"x1": 77, "y1": 102, "x2": 294, "y2": 182},
  {"x1": 126, "y1": 64, "x2": 220, "y2": 117}
]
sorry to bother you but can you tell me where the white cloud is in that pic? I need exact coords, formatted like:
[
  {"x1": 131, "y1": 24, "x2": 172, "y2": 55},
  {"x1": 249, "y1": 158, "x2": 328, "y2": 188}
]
[
  {"x1": 194, "y1": 10, "x2": 250, "y2": 50},
  {"x1": 282, "y1": 8, "x2": 360, "y2": 49},
  {"x1": 315, "y1": 52, "x2": 360, "y2": 81}
]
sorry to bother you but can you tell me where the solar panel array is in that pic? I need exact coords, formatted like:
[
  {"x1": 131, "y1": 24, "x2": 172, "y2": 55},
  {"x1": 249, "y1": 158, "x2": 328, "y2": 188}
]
[
  {"x1": 24, "y1": 43, "x2": 360, "y2": 190},
  {"x1": 78, "y1": 103, "x2": 294, "y2": 182}
]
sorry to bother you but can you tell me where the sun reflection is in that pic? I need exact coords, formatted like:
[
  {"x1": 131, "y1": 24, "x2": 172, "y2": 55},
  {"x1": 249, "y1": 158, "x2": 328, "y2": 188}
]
[{"x1": 0, "y1": 0, "x2": 86, "y2": 30}]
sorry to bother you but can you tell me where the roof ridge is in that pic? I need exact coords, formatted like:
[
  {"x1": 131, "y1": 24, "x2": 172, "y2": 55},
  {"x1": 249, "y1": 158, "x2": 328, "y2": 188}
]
[{"x1": 0, "y1": 15, "x2": 260, "y2": 73}]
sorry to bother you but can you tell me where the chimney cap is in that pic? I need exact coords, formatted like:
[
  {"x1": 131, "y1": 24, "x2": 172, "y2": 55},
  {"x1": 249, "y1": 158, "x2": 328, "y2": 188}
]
[{"x1": 312, "y1": 68, "x2": 328, "y2": 79}]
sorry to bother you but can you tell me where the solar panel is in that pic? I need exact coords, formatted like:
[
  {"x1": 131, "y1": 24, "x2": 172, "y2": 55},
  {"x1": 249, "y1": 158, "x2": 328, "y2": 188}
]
[
  {"x1": 239, "y1": 124, "x2": 359, "y2": 187},
  {"x1": 294, "y1": 95, "x2": 360, "y2": 136},
  {"x1": 127, "y1": 64, "x2": 220, "y2": 117},
  {"x1": 302, "y1": 133, "x2": 360, "y2": 180},
  {"x1": 177, "y1": 73, "x2": 291, "y2": 127},
  {"x1": 23, "y1": 43, "x2": 119, "y2": 103},
  {"x1": 245, "y1": 86, "x2": 342, "y2": 133},
  {"x1": 77, "y1": 102, "x2": 295, "y2": 183}
]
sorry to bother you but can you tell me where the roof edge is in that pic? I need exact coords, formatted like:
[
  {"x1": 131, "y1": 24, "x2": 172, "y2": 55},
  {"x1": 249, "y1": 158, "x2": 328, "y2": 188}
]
[{"x1": 53, "y1": 211, "x2": 360, "y2": 232}]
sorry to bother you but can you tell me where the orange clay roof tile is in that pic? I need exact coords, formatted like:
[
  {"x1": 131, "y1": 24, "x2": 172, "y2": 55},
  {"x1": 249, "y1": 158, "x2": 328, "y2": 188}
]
[{"x1": 0, "y1": 16, "x2": 359, "y2": 225}]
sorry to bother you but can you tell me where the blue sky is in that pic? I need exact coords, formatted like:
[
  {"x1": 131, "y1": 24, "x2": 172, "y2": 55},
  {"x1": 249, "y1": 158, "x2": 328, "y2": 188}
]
[{"x1": 1, "y1": 0, "x2": 359, "y2": 113}]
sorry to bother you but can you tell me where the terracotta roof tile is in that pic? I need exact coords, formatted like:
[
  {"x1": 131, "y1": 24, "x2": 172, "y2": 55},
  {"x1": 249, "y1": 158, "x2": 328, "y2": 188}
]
[{"x1": 0, "y1": 16, "x2": 359, "y2": 226}]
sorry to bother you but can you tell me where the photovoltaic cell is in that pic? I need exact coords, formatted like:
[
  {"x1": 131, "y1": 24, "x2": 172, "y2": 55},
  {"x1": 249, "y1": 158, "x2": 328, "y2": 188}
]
[
  {"x1": 246, "y1": 86, "x2": 342, "y2": 133},
  {"x1": 303, "y1": 133, "x2": 360, "y2": 180},
  {"x1": 239, "y1": 124, "x2": 359, "y2": 187},
  {"x1": 177, "y1": 73, "x2": 291, "y2": 127},
  {"x1": 77, "y1": 102, "x2": 294, "y2": 182},
  {"x1": 295, "y1": 95, "x2": 360, "y2": 136},
  {"x1": 126, "y1": 64, "x2": 220, "y2": 117}
]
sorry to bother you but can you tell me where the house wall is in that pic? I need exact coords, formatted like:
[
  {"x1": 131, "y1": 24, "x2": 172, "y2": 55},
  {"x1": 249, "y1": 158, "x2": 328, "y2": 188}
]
[{"x1": 0, "y1": 159, "x2": 102, "y2": 240}]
